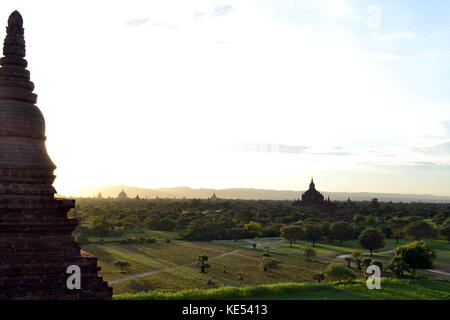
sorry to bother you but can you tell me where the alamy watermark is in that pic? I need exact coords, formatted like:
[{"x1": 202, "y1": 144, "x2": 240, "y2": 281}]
[
  {"x1": 366, "y1": 265, "x2": 381, "y2": 290},
  {"x1": 66, "y1": 265, "x2": 81, "y2": 290}
]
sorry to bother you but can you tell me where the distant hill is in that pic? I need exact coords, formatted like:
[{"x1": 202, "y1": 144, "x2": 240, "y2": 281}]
[{"x1": 66, "y1": 185, "x2": 450, "y2": 203}]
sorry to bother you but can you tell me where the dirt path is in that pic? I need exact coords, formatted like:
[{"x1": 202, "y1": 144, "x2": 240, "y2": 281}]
[
  {"x1": 108, "y1": 248, "x2": 242, "y2": 285},
  {"x1": 422, "y1": 269, "x2": 450, "y2": 277},
  {"x1": 244, "y1": 238, "x2": 284, "y2": 249},
  {"x1": 108, "y1": 239, "x2": 285, "y2": 285},
  {"x1": 336, "y1": 249, "x2": 395, "y2": 260}
]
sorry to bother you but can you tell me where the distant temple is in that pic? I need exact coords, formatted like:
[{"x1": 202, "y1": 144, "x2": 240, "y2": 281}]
[
  {"x1": 97, "y1": 192, "x2": 103, "y2": 199},
  {"x1": 294, "y1": 178, "x2": 326, "y2": 206},
  {"x1": 209, "y1": 193, "x2": 220, "y2": 201},
  {"x1": 118, "y1": 189, "x2": 128, "y2": 199}
]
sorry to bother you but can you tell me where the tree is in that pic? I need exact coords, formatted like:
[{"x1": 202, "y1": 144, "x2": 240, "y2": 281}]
[
  {"x1": 330, "y1": 221, "x2": 352, "y2": 245},
  {"x1": 89, "y1": 223, "x2": 110, "y2": 236},
  {"x1": 303, "y1": 224, "x2": 323, "y2": 247},
  {"x1": 228, "y1": 227, "x2": 247, "y2": 242},
  {"x1": 439, "y1": 220, "x2": 450, "y2": 243},
  {"x1": 432, "y1": 213, "x2": 448, "y2": 226},
  {"x1": 76, "y1": 233, "x2": 89, "y2": 245},
  {"x1": 302, "y1": 246, "x2": 317, "y2": 260},
  {"x1": 388, "y1": 218, "x2": 409, "y2": 244},
  {"x1": 365, "y1": 215, "x2": 376, "y2": 226},
  {"x1": 344, "y1": 256, "x2": 353, "y2": 268},
  {"x1": 320, "y1": 221, "x2": 332, "y2": 242},
  {"x1": 312, "y1": 273, "x2": 325, "y2": 283},
  {"x1": 351, "y1": 250, "x2": 362, "y2": 270},
  {"x1": 114, "y1": 261, "x2": 130, "y2": 273},
  {"x1": 393, "y1": 241, "x2": 436, "y2": 273},
  {"x1": 260, "y1": 257, "x2": 280, "y2": 271},
  {"x1": 325, "y1": 263, "x2": 356, "y2": 281},
  {"x1": 235, "y1": 211, "x2": 253, "y2": 224},
  {"x1": 388, "y1": 256, "x2": 409, "y2": 278},
  {"x1": 197, "y1": 255, "x2": 211, "y2": 273},
  {"x1": 262, "y1": 247, "x2": 271, "y2": 257},
  {"x1": 358, "y1": 228, "x2": 386, "y2": 256},
  {"x1": 280, "y1": 225, "x2": 304, "y2": 248},
  {"x1": 353, "y1": 214, "x2": 364, "y2": 225},
  {"x1": 252, "y1": 236, "x2": 259, "y2": 249},
  {"x1": 244, "y1": 221, "x2": 262, "y2": 236},
  {"x1": 406, "y1": 221, "x2": 437, "y2": 241}
]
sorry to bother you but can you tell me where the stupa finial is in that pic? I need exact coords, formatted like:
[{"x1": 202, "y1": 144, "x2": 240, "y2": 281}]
[
  {"x1": 8, "y1": 10, "x2": 23, "y2": 28},
  {"x1": 0, "y1": 11, "x2": 36, "y2": 103},
  {"x1": 3, "y1": 10, "x2": 26, "y2": 60}
]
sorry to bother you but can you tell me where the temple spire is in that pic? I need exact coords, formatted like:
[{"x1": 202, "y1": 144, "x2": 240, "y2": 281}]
[
  {"x1": 0, "y1": 10, "x2": 36, "y2": 103},
  {"x1": 310, "y1": 177, "x2": 315, "y2": 190}
]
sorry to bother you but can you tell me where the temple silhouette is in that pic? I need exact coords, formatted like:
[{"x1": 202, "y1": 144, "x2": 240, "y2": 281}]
[
  {"x1": 0, "y1": 11, "x2": 111, "y2": 299},
  {"x1": 295, "y1": 178, "x2": 326, "y2": 206}
]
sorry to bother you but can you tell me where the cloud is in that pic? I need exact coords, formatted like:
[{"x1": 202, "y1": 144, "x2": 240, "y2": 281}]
[
  {"x1": 312, "y1": 151, "x2": 354, "y2": 156},
  {"x1": 192, "y1": 12, "x2": 204, "y2": 19},
  {"x1": 380, "y1": 32, "x2": 419, "y2": 40},
  {"x1": 414, "y1": 141, "x2": 450, "y2": 155},
  {"x1": 123, "y1": 17, "x2": 150, "y2": 27},
  {"x1": 123, "y1": 17, "x2": 178, "y2": 29},
  {"x1": 213, "y1": 5, "x2": 234, "y2": 16},
  {"x1": 231, "y1": 143, "x2": 309, "y2": 154},
  {"x1": 442, "y1": 121, "x2": 450, "y2": 135},
  {"x1": 313, "y1": 0, "x2": 354, "y2": 18},
  {"x1": 193, "y1": 5, "x2": 234, "y2": 19},
  {"x1": 358, "y1": 50, "x2": 401, "y2": 61}
]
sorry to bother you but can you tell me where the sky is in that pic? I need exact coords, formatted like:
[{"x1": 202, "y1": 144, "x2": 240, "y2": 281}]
[{"x1": 1, "y1": 0, "x2": 449, "y2": 196}]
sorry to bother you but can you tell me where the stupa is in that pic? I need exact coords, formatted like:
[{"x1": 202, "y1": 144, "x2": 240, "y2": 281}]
[{"x1": 0, "y1": 11, "x2": 112, "y2": 299}]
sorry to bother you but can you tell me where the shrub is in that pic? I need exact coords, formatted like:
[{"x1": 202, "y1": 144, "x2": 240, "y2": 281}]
[
  {"x1": 325, "y1": 263, "x2": 356, "y2": 281},
  {"x1": 370, "y1": 260, "x2": 383, "y2": 272},
  {"x1": 76, "y1": 233, "x2": 90, "y2": 245},
  {"x1": 302, "y1": 246, "x2": 317, "y2": 260},
  {"x1": 259, "y1": 257, "x2": 280, "y2": 271},
  {"x1": 393, "y1": 241, "x2": 436, "y2": 273},
  {"x1": 388, "y1": 256, "x2": 409, "y2": 278},
  {"x1": 312, "y1": 273, "x2": 325, "y2": 283}
]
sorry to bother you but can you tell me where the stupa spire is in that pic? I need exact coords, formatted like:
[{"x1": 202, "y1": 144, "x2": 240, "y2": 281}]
[
  {"x1": 0, "y1": 11, "x2": 112, "y2": 299},
  {"x1": 0, "y1": 10, "x2": 36, "y2": 103}
]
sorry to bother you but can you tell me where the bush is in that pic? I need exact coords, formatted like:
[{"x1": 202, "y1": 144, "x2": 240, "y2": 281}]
[
  {"x1": 370, "y1": 260, "x2": 383, "y2": 272},
  {"x1": 259, "y1": 257, "x2": 280, "y2": 271},
  {"x1": 388, "y1": 256, "x2": 409, "y2": 278},
  {"x1": 302, "y1": 246, "x2": 317, "y2": 260},
  {"x1": 88, "y1": 223, "x2": 110, "y2": 236},
  {"x1": 325, "y1": 263, "x2": 356, "y2": 281},
  {"x1": 76, "y1": 233, "x2": 90, "y2": 245},
  {"x1": 312, "y1": 273, "x2": 325, "y2": 283},
  {"x1": 393, "y1": 241, "x2": 436, "y2": 273}
]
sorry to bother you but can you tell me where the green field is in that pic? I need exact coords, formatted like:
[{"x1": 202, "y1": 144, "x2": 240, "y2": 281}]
[
  {"x1": 114, "y1": 278, "x2": 450, "y2": 300},
  {"x1": 214, "y1": 238, "x2": 450, "y2": 272},
  {"x1": 83, "y1": 236, "x2": 450, "y2": 297},
  {"x1": 84, "y1": 241, "x2": 328, "y2": 294}
]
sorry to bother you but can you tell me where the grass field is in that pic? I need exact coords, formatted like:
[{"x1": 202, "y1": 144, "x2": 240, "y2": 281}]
[
  {"x1": 215, "y1": 238, "x2": 450, "y2": 271},
  {"x1": 83, "y1": 237, "x2": 450, "y2": 296},
  {"x1": 114, "y1": 278, "x2": 450, "y2": 300},
  {"x1": 83, "y1": 241, "x2": 328, "y2": 294}
]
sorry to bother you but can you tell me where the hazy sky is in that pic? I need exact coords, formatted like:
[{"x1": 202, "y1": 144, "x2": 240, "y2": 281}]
[{"x1": 1, "y1": 0, "x2": 449, "y2": 196}]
